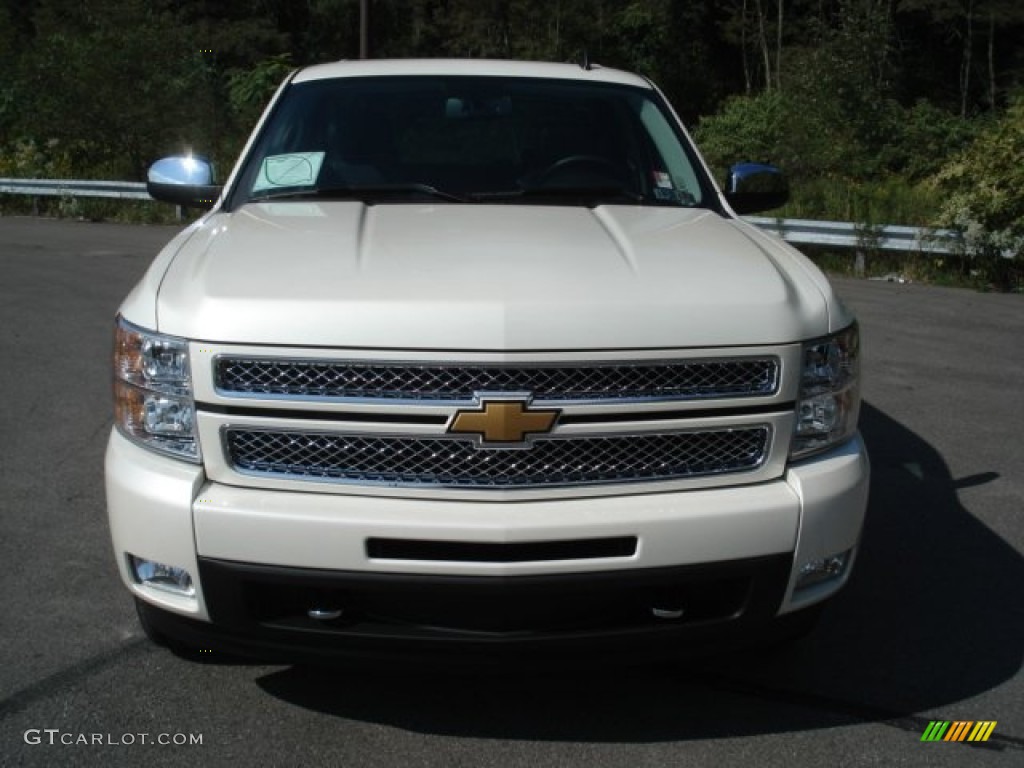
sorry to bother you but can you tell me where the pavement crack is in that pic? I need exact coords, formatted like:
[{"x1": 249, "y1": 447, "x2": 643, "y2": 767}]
[{"x1": 0, "y1": 639, "x2": 150, "y2": 720}]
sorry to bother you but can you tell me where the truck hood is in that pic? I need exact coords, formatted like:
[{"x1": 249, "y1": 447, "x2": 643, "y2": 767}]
[{"x1": 155, "y1": 202, "x2": 829, "y2": 349}]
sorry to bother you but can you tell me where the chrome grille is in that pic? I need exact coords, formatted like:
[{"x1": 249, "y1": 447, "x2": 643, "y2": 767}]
[
  {"x1": 215, "y1": 358, "x2": 779, "y2": 402},
  {"x1": 225, "y1": 427, "x2": 770, "y2": 488}
]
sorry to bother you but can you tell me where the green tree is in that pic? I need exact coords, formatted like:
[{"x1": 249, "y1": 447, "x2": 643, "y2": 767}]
[
  {"x1": 897, "y1": 0, "x2": 1024, "y2": 114},
  {"x1": 14, "y1": 0, "x2": 212, "y2": 178},
  {"x1": 696, "y1": 1, "x2": 902, "y2": 182},
  {"x1": 226, "y1": 53, "x2": 294, "y2": 137},
  {"x1": 934, "y1": 98, "x2": 1024, "y2": 285},
  {"x1": 693, "y1": 89, "x2": 786, "y2": 174},
  {"x1": 887, "y1": 99, "x2": 981, "y2": 179},
  {"x1": 0, "y1": 4, "x2": 16, "y2": 143}
]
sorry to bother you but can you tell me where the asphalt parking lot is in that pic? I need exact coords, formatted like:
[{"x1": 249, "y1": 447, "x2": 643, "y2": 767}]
[{"x1": 0, "y1": 215, "x2": 1021, "y2": 766}]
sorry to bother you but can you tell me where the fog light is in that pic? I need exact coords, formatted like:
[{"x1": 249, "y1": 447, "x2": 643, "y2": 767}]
[
  {"x1": 796, "y1": 549, "x2": 851, "y2": 590},
  {"x1": 129, "y1": 555, "x2": 195, "y2": 597}
]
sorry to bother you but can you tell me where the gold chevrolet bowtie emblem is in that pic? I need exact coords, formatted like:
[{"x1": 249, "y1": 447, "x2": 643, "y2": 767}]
[{"x1": 449, "y1": 399, "x2": 559, "y2": 444}]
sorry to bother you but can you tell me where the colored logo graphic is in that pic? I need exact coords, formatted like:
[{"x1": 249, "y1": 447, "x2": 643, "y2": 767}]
[
  {"x1": 921, "y1": 721, "x2": 997, "y2": 743},
  {"x1": 449, "y1": 399, "x2": 559, "y2": 445}
]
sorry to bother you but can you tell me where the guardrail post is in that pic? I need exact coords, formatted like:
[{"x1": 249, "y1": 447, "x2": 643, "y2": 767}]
[{"x1": 854, "y1": 250, "x2": 866, "y2": 277}]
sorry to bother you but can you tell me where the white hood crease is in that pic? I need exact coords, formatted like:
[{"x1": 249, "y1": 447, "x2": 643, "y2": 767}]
[{"x1": 155, "y1": 202, "x2": 831, "y2": 350}]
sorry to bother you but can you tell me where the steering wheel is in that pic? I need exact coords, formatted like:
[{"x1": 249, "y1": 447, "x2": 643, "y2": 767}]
[{"x1": 530, "y1": 154, "x2": 629, "y2": 186}]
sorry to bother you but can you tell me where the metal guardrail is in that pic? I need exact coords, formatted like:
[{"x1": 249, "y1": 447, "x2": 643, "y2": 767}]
[
  {"x1": 1, "y1": 177, "x2": 966, "y2": 255},
  {"x1": 746, "y1": 216, "x2": 962, "y2": 255},
  {"x1": 0, "y1": 178, "x2": 149, "y2": 200}
]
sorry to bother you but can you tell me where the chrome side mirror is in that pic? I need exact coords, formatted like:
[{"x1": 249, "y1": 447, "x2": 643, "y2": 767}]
[
  {"x1": 724, "y1": 162, "x2": 789, "y2": 215},
  {"x1": 147, "y1": 156, "x2": 222, "y2": 208}
]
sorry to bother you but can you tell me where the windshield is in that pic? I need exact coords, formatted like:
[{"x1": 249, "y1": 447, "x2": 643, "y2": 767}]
[{"x1": 229, "y1": 75, "x2": 711, "y2": 208}]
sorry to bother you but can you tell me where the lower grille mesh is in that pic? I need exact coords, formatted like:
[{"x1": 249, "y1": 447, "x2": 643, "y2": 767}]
[{"x1": 225, "y1": 427, "x2": 770, "y2": 488}]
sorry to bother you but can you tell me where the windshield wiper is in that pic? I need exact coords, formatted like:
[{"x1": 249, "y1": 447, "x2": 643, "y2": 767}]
[
  {"x1": 252, "y1": 183, "x2": 471, "y2": 203},
  {"x1": 476, "y1": 186, "x2": 645, "y2": 205}
]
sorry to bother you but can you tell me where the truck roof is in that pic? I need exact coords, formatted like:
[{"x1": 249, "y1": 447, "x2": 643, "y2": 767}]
[{"x1": 291, "y1": 58, "x2": 653, "y2": 88}]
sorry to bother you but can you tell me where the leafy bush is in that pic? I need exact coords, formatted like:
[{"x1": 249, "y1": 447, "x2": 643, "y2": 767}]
[
  {"x1": 781, "y1": 177, "x2": 940, "y2": 227},
  {"x1": 0, "y1": 138, "x2": 73, "y2": 178},
  {"x1": 886, "y1": 100, "x2": 981, "y2": 180},
  {"x1": 227, "y1": 54, "x2": 294, "y2": 132},
  {"x1": 693, "y1": 90, "x2": 786, "y2": 178},
  {"x1": 933, "y1": 99, "x2": 1024, "y2": 289}
]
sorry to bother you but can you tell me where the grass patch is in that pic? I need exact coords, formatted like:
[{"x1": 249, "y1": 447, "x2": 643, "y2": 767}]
[
  {"x1": 0, "y1": 193, "x2": 191, "y2": 224},
  {"x1": 779, "y1": 177, "x2": 941, "y2": 227},
  {"x1": 801, "y1": 244, "x2": 1023, "y2": 292}
]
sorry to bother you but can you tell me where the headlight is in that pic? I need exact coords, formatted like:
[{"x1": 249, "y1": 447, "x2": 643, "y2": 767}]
[
  {"x1": 791, "y1": 323, "x2": 861, "y2": 459},
  {"x1": 113, "y1": 316, "x2": 200, "y2": 462}
]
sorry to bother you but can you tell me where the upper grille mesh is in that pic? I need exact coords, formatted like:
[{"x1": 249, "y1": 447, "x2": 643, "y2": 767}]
[
  {"x1": 225, "y1": 427, "x2": 770, "y2": 488},
  {"x1": 215, "y1": 358, "x2": 778, "y2": 402}
]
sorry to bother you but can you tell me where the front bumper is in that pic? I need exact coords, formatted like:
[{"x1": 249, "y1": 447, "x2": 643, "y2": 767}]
[
  {"x1": 138, "y1": 555, "x2": 804, "y2": 664},
  {"x1": 106, "y1": 429, "x2": 868, "y2": 657}
]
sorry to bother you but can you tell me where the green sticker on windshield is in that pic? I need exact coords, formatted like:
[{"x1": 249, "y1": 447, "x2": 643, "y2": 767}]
[{"x1": 253, "y1": 152, "x2": 325, "y2": 192}]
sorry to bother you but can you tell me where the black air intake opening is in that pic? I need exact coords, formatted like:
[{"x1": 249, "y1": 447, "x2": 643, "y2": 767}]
[{"x1": 366, "y1": 536, "x2": 637, "y2": 563}]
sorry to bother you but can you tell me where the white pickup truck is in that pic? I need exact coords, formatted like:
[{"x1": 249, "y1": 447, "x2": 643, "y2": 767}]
[{"x1": 107, "y1": 59, "x2": 868, "y2": 661}]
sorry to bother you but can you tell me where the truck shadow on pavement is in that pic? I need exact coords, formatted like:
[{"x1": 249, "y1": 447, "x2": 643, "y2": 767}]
[{"x1": 254, "y1": 401, "x2": 1023, "y2": 742}]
